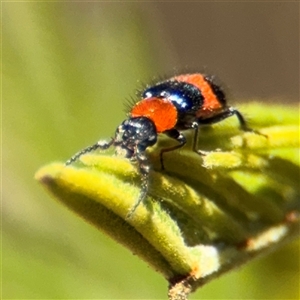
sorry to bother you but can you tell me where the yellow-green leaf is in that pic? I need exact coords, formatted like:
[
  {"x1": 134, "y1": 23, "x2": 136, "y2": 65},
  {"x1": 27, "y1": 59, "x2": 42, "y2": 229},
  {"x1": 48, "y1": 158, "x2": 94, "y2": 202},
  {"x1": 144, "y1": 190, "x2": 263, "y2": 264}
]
[{"x1": 35, "y1": 103, "x2": 300, "y2": 300}]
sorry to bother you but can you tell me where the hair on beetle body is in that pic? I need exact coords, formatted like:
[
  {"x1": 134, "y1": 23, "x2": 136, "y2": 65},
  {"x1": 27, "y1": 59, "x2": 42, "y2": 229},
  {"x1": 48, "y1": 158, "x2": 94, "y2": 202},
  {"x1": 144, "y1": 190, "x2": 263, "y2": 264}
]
[{"x1": 65, "y1": 73, "x2": 259, "y2": 219}]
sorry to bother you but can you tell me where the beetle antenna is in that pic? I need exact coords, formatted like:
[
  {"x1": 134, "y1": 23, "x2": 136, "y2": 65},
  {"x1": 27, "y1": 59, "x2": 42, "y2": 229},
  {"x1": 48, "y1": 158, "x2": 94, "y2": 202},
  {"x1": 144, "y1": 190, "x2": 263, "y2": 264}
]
[
  {"x1": 65, "y1": 139, "x2": 114, "y2": 165},
  {"x1": 126, "y1": 172, "x2": 149, "y2": 219}
]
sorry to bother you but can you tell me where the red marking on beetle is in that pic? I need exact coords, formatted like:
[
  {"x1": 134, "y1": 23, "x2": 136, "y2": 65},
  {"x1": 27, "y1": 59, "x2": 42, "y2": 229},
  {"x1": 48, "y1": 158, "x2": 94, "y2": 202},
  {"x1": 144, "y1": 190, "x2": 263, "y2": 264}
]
[
  {"x1": 131, "y1": 97, "x2": 177, "y2": 132},
  {"x1": 174, "y1": 74, "x2": 223, "y2": 118}
]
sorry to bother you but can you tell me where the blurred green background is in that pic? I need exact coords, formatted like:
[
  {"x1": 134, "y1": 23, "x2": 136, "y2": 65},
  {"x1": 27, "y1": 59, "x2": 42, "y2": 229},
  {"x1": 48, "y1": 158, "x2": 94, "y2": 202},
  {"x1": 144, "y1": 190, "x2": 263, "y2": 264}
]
[{"x1": 2, "y1": 2, "x2": 299, "y2": 299}]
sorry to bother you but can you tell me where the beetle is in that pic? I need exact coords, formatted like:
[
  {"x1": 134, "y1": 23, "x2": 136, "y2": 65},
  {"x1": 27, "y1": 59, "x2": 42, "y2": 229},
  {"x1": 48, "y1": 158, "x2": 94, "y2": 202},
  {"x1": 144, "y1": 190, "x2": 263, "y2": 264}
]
[{"x1": 66, "y1": 73, "x2": 255, "y2": 218}]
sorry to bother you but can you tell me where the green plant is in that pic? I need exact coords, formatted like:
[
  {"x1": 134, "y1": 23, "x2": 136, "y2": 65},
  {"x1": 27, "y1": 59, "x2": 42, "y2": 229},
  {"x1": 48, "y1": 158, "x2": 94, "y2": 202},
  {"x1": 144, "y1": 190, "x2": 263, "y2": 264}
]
[{"x1": 36, "y1": 103, "x2": 300, "y2": 300}]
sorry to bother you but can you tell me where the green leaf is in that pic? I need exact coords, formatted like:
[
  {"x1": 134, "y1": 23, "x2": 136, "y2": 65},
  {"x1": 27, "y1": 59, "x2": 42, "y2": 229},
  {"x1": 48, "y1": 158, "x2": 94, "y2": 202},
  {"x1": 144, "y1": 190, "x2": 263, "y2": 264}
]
[{"x1": 35, "y1": 103, "x2": 300, "y2": 300}]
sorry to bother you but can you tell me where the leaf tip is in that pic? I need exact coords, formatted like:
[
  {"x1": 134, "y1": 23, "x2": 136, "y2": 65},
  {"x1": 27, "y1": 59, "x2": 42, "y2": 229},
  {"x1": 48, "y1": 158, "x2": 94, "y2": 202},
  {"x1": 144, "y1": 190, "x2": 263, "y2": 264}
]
[{"x1": 34, "y1": 162, "x2": 65, "y2": 186}]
